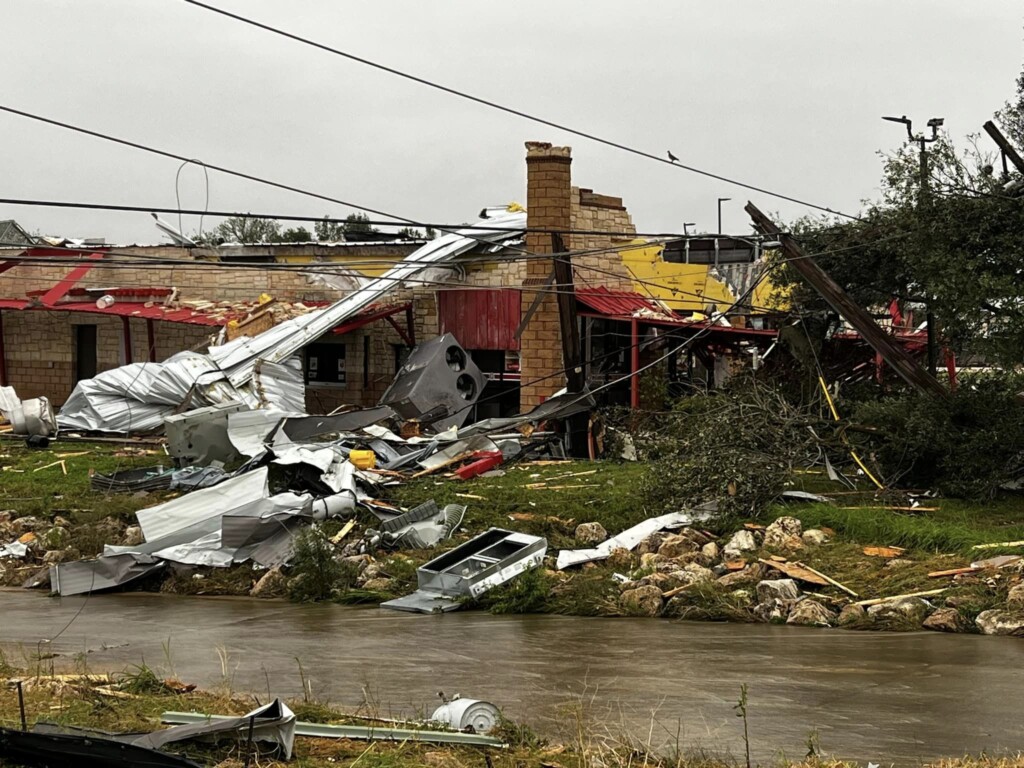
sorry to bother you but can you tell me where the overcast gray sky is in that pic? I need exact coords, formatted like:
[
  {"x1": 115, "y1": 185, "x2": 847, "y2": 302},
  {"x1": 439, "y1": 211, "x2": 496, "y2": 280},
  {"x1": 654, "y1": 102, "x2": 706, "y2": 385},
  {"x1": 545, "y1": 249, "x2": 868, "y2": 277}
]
[{"x1": 2, "y1": 1, "x2": 1022, "y2": 244}]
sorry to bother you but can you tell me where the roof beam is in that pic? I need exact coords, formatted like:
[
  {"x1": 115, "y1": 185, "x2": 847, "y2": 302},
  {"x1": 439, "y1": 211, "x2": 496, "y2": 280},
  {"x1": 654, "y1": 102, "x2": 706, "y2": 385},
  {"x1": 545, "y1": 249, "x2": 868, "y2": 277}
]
[{"x1": 38, "y1": 251, "x2": 106, "y2": 306}]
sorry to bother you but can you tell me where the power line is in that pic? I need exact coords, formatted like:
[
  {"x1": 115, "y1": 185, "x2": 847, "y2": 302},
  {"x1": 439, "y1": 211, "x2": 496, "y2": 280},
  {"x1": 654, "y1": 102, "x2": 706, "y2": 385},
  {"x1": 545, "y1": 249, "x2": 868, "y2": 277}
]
[
  {"x1": 179, "y1": 0, "x2": 861, "y2": 221},
  {"x1": 0, "y1": 197, "x2": 692, "y2": 240},
  {"x1": 0, "y1": 104, "x2": 539, "y2": 260}
]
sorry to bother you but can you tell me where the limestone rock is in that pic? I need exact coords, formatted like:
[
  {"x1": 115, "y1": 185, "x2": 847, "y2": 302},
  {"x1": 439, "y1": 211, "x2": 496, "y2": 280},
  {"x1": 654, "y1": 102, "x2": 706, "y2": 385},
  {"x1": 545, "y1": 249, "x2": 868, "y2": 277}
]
[
  {"x1": 42, "y1": 548, "x2": 77, "y2": 565},
  {"x1": 756, "y1": 578, "x2": 800, "y2": 603},
  {"x1": 640, "y1": 552, "x2": 665, "y2": 571},
  {"x1": 360, "y1": 561, "x2": 383, "y2": 582},
  {"x1": 341, "y1": 554, "x2": 372, "y2": 573},
  {"x1": 701, "y1": 542, "x2": 720, "y2": 561},
  {"x1": 723, "y1": 530, "x2": 758, "y2": 559},
  {"x1": 1007, "y1": 583, "x2": 1024, "y2": 611},
  {"x1": 250, "y1": 566, "x2": 287, "y2": 598},
  {"x1": 362, "y1": 577, "x2": 394, "y2": 592},
  {"x1": 717, "y1": 564, "x2": 764, "y2": 588},
  {"x1": 122, "y1": 526, "x2": 144, "y2": 547},
  {"x1": 606, "y1": 547, "x2": 634, "y2": 569},
  {"x1": 787, "y1": 599, "x2": 836, "y2": 627},
  {"x1": 12, "y1": 516, "x2": 44, "y2": 534},
  {"x1": 867, "y1": 597, "x2": 931, "y2": 623},
  {"x1": 763, "y1": 516, "x2": 803, "y2": 551},
  {"x1": 619, "y1": 585, "x2": 664, "y2": 617},
  {"x1": 640, "y1": 572, "x2": 672, "y2": 589},
  {"x1": 801, "y1": 529, "x2": 830, "y2": 546},
  {"x1": 838, "y1": 603, "x2": 866, "y2": 626},
  {"x1": 752, "y1": 598, "x2": 795, "y2": 623},
  {"x1": 922, "y1": 607, "x2": 964, "y2": 633},
  {"x1": 681, "y1": 563, "x2": 716, "y2": 585},
  {"x1": 657, "y1": 534, "x2": 699, "y2": 559},
  {"x1": 575, "y1": 522, "x2": 607, "y2": 545},
  {"x1": 976, "y1": 609, "x2": 1024, "y2": 636},
  {"x1": 637, "y1": 532, "x2": 669, "y2": 556},
  {"x1": 41, "y1": 526, "x2": 69, "y2": 550}
]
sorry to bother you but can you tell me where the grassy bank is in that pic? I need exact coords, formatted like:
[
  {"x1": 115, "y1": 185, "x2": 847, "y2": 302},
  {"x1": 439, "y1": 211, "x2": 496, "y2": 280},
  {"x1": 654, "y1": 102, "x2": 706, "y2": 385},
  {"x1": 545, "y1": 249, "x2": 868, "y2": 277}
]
[
  {"x1": 1, "y1": 660, "x2": 1023, "y2": 768},
  {"x1": 2, "y1": 438, "x2": 1024, "y2": 628}
]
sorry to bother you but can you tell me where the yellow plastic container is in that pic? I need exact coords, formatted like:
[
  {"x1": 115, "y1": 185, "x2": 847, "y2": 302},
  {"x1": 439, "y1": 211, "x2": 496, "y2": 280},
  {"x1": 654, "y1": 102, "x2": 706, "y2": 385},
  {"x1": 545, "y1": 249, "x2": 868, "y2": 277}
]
[{"x1": 349, "y1": 450, "x2": 376, "y2": 470}]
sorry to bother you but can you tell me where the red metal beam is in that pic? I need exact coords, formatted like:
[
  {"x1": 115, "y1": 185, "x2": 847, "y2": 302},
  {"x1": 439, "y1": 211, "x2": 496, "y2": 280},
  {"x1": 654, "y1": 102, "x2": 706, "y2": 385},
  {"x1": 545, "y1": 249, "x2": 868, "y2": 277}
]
[
  {"x1": 0, "y1": 260, "x2": 21, "y2": 277},
  {"x1": 330, "y1": 302, "x2": 412, "y2": 337},
  {"x1": 39, "y1": 251, "x2": 107, "y2": 306},
  {"x1": 385, "y1": 314, "x2": 415, "y2": 347}
]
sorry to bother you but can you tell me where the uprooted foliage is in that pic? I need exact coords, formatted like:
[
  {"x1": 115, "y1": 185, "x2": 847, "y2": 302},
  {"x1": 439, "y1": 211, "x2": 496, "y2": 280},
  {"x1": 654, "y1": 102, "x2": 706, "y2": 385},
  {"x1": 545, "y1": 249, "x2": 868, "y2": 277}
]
[
  {"x1": 850, "y1": 373, "x2": 1024, "y2": 499},
  {"x1": 287, "y1": 526, "x2": 358, "y2": 602},
  {"x1": 630, "y1": 378, "x2": 821, "y2": 518}
]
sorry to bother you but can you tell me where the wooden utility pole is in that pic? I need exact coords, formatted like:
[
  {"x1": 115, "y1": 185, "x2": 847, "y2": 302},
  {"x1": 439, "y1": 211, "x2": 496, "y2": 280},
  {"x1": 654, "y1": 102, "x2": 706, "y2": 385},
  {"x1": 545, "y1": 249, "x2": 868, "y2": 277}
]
[
  {"x1": 744, "y1": 202, "x2": 948, "y2": 399},
  {"x1": 982, "y1": 120, "x2": 1024, "y2": 175},
  {"x1": 551, "y1": 233, "x2": 585, "y2": 392}
]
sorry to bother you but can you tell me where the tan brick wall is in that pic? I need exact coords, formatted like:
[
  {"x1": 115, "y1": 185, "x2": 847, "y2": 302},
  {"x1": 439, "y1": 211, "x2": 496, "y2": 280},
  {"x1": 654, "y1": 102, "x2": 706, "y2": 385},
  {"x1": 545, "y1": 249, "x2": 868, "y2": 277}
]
[
  {"x1": 570, "y1": 187, "x2": 636, "y2": 289},
  {"x1": 519, "y1": 142, "x2": 573, "y2": 408}
]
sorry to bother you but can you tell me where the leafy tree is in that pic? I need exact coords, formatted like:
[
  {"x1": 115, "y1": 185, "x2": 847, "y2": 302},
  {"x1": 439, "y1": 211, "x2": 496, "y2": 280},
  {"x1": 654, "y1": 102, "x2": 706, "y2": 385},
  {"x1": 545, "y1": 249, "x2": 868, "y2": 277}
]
[
  {"x1": 397, "y1": 226, "x2": 423, "y2": 239},
  {"x1": 314, "y1": 215, "x2": 345, "y2": 242},
  {"x1": 277, "y1": 226, "x2": 312, "y2": 243},
  {"x1": 779, "y1": 64, "x2": 1024, "y2": 366},
  {"x1": 342, "y1": 212, "x2": 378, "y2": 234},
  {"x1": 213, "y1": 216, "x2": 281, "y2": 244}
]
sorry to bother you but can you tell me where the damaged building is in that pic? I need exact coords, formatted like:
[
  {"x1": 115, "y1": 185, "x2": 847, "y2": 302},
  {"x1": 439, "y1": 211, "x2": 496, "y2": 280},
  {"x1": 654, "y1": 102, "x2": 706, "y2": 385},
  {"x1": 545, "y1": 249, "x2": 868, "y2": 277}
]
[{"x1": 0, "y1": 143, "x2": 785, "y2": 421}]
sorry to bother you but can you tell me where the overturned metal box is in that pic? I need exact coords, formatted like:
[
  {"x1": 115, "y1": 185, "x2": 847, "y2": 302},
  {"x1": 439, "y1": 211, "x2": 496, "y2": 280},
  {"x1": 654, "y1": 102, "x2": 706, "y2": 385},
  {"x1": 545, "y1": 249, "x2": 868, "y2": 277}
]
[{"x1": 382, "y1": 528, "x2": 547, "y2": 613}]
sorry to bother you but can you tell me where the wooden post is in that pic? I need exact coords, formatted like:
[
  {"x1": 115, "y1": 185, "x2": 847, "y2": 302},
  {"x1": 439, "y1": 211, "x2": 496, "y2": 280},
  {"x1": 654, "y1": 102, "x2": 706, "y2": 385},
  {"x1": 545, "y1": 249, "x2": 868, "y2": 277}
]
[
  {"x1": 551, "y1": 233, "x2": 584, "y2": 393},
  {"x1": 120, "y1": 316, "x2": 133, "y2": 365},
  {"x1": 146, "y1": 319, "x2": 157, "y2": 362},
  {"x1": 744, "y1": 202, "x2": 948, "y2": 399},
  {"x1": 983, "y1": 120, "x2": 1024, "y2": 174},
  {"x1": 630, "y1": 317, "x2": 640, "y2": 408},
  {"x1": 0, "y1": 310, "x2": 7, "y2": 385}
]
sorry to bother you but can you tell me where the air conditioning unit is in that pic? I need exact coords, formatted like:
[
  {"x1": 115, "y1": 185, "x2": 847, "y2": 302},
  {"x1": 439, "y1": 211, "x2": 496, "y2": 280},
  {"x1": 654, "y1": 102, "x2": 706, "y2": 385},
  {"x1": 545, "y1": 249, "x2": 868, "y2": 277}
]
[{"x1": 379, "y1": 334, "x2": 484, "y2": 431}]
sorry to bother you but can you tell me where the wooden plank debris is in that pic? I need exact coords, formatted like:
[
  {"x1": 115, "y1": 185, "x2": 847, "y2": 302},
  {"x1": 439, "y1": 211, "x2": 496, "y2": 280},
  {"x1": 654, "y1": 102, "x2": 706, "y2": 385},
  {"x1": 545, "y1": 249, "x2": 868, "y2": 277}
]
[
  {"x1": 972, "y1": 540, "x2": 1024, "y2": 551},
  {"x1": 757, "y1": 558, "x2": 829, "y2": 586},
  {"x1": 855, "y1": 589, "x2": 945, "y2": 607},
  {"x1": 927, "y1": 567, "x2": 981, "y2": 579},
  {"x1": 411, "y1": 452, "x2": 474, "y2": 479},
  {"x1": 863, "y1": 546, "x2": 907, "y2": 558},
  {"x1": 795, "y1": 561, "x2": 859, "y2": 597}
]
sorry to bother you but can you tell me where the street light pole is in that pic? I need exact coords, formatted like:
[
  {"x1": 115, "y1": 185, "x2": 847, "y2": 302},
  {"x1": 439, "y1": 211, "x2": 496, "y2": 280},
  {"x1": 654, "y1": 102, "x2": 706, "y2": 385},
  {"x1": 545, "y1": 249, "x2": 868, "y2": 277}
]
[
  {"x1": 717, "y1": 198, "x2": 731, "y2": 235},
  {"x1": 882, "y1": 114, "x2": 944, "y2": 376}
]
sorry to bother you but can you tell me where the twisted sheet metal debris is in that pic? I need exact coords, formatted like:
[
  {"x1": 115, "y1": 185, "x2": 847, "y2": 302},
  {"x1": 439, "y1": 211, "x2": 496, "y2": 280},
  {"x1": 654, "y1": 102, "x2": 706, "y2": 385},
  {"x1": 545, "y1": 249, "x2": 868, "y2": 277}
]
[
  {"x1": 556, "y1": 502, "x2": 717, "y2": 569},
  {"x1": 57, "y1": 209, "x2": 526, "y2": 435}
]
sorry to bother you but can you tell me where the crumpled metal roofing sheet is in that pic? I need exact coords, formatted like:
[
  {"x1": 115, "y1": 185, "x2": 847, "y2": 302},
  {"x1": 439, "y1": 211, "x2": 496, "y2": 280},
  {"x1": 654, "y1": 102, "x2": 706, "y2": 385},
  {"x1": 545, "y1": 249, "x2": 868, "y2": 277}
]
[{"x1": 209, "y1": 210, "x2": 527, "y2": 389}]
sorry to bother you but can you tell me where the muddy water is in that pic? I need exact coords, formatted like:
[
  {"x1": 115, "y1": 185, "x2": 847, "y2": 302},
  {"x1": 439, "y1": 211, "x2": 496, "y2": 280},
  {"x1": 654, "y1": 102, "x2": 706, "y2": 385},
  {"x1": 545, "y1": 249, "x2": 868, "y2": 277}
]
[{"x1": 2, "y1": 590, "x2": 1023, "y2": 763}]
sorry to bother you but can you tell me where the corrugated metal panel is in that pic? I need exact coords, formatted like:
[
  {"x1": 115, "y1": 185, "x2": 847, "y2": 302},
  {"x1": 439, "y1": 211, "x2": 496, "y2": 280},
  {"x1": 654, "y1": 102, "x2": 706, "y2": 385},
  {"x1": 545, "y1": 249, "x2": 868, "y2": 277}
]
[
  {"x1": 575, "y1": 286, "x2": 673, "y2": 318},
  {"x1": 437, "y1": 289, "x2": 521, "y2": 350}
]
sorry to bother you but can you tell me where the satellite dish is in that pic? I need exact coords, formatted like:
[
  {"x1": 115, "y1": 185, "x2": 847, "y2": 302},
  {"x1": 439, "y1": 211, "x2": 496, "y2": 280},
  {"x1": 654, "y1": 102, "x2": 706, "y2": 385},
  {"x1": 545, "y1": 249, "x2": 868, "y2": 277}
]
[{"x1": 151, "y1": 213, "x2": 197, "y2": 246}]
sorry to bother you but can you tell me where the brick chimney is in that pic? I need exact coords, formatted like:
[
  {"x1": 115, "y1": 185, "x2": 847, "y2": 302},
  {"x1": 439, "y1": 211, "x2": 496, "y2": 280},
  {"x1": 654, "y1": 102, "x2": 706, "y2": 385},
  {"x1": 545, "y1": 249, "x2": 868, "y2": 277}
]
[{"x1": 519, "y1": 141, "x2": 572, "y2": 409}]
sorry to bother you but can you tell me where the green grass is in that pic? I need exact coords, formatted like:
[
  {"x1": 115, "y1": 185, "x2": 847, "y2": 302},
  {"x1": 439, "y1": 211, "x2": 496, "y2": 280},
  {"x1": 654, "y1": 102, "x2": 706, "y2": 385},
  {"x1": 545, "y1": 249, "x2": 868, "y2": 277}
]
[
  {"x1": 388, "y1": 460, "x2": 649, "y2": 549},
  {"x1": 772, "y1": 500, "x2": 1024, "y2": 557},
  {"x1": 0, "y1": 438, "x2": 173, "y2": 556}
]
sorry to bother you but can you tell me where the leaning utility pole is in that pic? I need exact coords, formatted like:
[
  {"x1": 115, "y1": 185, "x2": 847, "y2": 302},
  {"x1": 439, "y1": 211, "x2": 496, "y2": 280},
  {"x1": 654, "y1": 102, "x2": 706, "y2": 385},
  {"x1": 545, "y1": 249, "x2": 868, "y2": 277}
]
[
  {"x1": 745, "y1": 202, "x2": 948, "y2": 399},
  {"x1": 882, "y1": 114, "x2": 944, "y2": 375}
]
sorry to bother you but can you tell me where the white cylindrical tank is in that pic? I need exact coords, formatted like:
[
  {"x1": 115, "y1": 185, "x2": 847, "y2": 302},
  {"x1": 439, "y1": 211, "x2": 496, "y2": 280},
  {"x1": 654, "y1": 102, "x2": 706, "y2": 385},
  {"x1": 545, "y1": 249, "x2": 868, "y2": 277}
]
[{"x1": 430, "y1": 698, "x2": 500, "y2": 733}]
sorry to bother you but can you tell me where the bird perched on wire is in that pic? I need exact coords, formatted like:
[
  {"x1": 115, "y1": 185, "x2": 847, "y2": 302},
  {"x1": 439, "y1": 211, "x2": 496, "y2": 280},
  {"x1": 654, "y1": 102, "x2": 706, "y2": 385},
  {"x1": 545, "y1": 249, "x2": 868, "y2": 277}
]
[{"x1": 667, "y1": 150, "x2": 679, "y2": 163}]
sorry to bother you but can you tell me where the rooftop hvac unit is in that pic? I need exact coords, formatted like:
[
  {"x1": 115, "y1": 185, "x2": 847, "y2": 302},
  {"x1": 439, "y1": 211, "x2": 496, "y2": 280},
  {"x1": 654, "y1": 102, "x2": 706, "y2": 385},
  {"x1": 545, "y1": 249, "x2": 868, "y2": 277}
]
[{"x1": 379, "y1": 334, "x2": 484, "y2": 431}]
